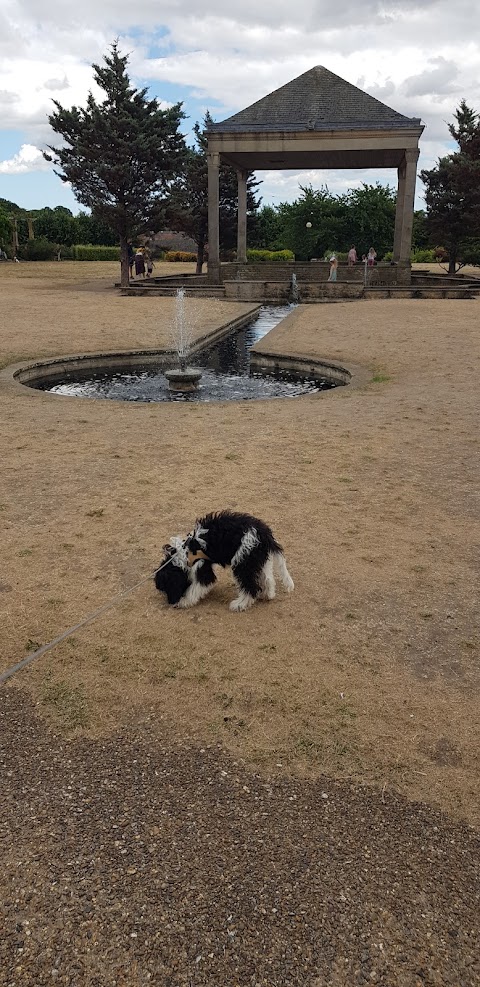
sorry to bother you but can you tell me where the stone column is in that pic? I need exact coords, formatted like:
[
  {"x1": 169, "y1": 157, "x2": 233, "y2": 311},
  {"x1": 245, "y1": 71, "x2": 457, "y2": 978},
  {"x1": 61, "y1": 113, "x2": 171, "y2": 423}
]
[
  {"x1": 236, "y1": 170, "x2": 248, "y2": 264},
  {"x1": 399, "y1": 148, "x2": 419, "y2": 264},
  {"x1": 393, "y1": 160, "x2": 406, "y2": 263},
  {"x1": 393, "y1": 148, "x2": 419, "y2": 264},
  {"x1": 207, "y1": 152, "x2": 220, "y2": 281}
]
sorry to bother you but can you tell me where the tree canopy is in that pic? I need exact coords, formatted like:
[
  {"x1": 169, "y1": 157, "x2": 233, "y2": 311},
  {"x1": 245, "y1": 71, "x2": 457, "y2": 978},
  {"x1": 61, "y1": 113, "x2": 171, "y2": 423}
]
[
  {"x1": 44, "y1": 42, "x2": 186, "y2": 284},
  {"x1": 250, "y1": 183, "x2": 396, "y2": 260}
]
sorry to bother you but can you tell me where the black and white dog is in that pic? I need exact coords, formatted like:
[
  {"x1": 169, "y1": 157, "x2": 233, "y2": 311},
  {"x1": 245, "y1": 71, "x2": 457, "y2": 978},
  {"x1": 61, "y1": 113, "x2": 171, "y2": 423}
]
[{"x1": 155, "y1": 510, "x2": 294, "y2": 611}]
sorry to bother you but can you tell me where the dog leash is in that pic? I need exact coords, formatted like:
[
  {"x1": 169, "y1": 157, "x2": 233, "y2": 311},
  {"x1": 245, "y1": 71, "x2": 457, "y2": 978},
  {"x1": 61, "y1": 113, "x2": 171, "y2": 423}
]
[{"x1": 0, "y1": 553, "x2": 180, "y2": 687}]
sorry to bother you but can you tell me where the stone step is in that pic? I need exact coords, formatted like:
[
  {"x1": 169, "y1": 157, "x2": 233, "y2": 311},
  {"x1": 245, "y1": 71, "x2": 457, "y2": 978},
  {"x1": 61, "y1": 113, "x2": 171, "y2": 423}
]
[
  {"x1": 364, "y1": 286, "x2": 479, "y2": 299},
  {"x1": 121, "y1": 286, "x2": 226, "y2": 298}
]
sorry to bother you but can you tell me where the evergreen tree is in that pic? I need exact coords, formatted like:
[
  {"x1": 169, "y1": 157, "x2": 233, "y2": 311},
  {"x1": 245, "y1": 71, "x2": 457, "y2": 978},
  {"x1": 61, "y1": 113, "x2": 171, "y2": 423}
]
[
  {"x1": 168, "y1": 111, "x2": 261, "y2": 273},
  {"x1": 448, "y1": 100, "x2": 480, "y2": 158},
  {"x1": 44, "y1": 42, "x2": 186, "y2": 285},
  {"x1": 421, "y1": 101, "x2": 480, "y2": 273}
]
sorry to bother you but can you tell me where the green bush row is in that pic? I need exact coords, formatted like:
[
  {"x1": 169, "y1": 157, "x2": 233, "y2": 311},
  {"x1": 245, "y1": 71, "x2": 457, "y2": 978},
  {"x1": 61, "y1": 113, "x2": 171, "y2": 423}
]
[
  {"x1": 17, "y1": 239, "x2": 121, "y2": 261},
  {"x1": 164, "y1": 250, "x2": 197, "y2": 262},
  {"x1": 246, "y1": 248, "x2": 295, "y2": 262},
  {"x1": 72, "y1": 245, "x2": 120, "y2": 260}
]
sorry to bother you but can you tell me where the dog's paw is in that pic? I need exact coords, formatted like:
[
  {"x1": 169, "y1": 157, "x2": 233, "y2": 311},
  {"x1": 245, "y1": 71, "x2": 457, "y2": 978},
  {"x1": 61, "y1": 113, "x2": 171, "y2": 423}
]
[
  {"x1": 229, "y1": 594, "x2": 255, "y2": 612},
  {"x1": 259, "y1": 587, "x2": 276, "y2": 601},
  {"x1": 284, "y1": 576, "x2": 294, "y2": 593}
]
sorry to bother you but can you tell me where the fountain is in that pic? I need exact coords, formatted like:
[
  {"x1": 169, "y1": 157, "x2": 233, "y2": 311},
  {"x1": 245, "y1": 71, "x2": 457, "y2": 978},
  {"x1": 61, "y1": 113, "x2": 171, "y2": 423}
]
[
  {"x1": 290, "y1": 272, "x2": 300, "y2": 304},
  {"x1": 24, "y1": 306, "x2": 348, "y2": 402},
  {"x1": 164, "y1": 288, "x2": 202, "y2": 391}
]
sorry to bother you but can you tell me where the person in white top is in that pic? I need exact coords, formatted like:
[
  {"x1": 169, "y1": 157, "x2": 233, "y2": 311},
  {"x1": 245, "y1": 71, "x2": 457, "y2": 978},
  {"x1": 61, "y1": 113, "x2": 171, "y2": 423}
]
[
  {"x1": 347, "y1": 245, "x2": 357, "y2": 266},
  {"x1": 367, "y1": 246, "x2": 377, "y2": 267},
  {"x1": 327, "y1": 255, "x2": 338, "y2": 282}
]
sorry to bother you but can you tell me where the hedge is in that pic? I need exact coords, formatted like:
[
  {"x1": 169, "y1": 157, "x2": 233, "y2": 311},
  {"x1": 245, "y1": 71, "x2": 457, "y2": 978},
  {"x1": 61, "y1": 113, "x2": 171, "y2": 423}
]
[
  {"x1": 164, "y1": 250, "x2": 197, "y2": 262},
  {"x1": 16, "y1": 241, "x2": 120, "y2": 261},
  {"x1": 72, "y1": 245, "x2": 120, "y2": 260},
  {"x1": 246, "y1": 249, "x2": 295, "y2": 262}
]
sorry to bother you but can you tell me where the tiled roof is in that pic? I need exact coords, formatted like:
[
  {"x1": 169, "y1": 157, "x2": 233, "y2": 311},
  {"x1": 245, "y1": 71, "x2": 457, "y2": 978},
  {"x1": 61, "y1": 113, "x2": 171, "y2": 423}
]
[{"x1": 209, "y1": 66, "x2": 422, "y2": 133}]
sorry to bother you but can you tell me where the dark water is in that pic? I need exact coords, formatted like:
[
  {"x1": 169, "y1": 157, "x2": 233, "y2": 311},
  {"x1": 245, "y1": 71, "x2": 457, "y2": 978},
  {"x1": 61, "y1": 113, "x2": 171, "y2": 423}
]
[{"x1": 38, "y1": 306, "x2": 338, "y2": 403}]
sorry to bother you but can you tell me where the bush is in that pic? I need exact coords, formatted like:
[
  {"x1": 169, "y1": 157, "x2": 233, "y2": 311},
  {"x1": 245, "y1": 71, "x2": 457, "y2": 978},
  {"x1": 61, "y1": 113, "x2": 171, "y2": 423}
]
[
  {"x1": 164, "y1": 250, "x2": 197, "y2": 262},
  {"x1": 383, "y1": 251, "x2": 394, "y2": 262},
  {"x1": 72, "y1": 244, "x2": 120, "y2": 260},
  {"x1": 18, "y1": 238, "x2": 58, "y2": 261},
  {"x1": 323, "y1": 250, "x2": 349, "y2": 263},
  {"x1": 411, "y1": 248, "x2": 436, "y2": 263},
  {"x1": 246, "y1": 249, "x2": 295, "y2": 262}
]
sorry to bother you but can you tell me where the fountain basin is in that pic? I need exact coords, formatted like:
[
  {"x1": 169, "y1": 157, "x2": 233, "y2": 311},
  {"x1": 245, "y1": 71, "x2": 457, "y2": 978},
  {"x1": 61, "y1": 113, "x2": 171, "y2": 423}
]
[
  {"x1": 164, "y1": 367, "x2": 202, "y2": 392},
  {"x1": 14, "y1": 306, "x2": 350, "y2": 403}
]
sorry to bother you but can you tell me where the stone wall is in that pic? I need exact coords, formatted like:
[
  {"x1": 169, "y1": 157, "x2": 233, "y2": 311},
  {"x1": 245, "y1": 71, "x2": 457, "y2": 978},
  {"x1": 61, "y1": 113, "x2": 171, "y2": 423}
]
[
  {"x1": 224, "y1": 281, "x2": 364, "y2": 302},
  {"x1": 219, "y1": 262, "x2": 411, "y2": 286}
]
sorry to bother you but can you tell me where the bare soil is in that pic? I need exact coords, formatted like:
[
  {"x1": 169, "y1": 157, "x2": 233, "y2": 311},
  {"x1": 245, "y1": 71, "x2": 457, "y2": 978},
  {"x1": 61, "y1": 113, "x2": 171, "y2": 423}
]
[{"x1": 1, "y1": 261, "x2": 479, "y2": 828}]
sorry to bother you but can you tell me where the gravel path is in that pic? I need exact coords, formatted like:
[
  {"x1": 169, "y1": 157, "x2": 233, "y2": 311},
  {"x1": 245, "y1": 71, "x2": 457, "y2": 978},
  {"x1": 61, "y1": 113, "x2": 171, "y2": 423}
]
[{"x1": 1, "y1": 688, "x2": 479, "y2": 987}]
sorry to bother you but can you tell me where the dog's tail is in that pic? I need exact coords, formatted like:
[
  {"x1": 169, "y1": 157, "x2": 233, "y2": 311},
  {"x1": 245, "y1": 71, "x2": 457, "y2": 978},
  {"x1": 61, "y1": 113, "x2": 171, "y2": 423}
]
[{"x1": 272, "y1": 552, "x2": 294, "y2": 592}]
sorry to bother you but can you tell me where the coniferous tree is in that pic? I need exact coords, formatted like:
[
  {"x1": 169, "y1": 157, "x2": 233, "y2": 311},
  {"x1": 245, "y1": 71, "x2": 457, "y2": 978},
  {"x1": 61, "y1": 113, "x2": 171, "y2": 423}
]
[
  {"x1": 44, "y1": 42, "x2": 186, "y2": 285},
  {"x1": 421, "y1": 101, "x2": 480, "y2": 272}
]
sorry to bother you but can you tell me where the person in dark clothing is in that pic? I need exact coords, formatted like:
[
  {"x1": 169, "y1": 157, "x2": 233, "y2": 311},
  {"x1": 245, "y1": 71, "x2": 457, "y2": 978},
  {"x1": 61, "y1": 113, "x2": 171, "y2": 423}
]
[
  {"x1": 134, "y1": 246, "x2": 145, "y2": 278},
  {"x1": 127, "y1": 241, "x2": 135, "y2": 278}
]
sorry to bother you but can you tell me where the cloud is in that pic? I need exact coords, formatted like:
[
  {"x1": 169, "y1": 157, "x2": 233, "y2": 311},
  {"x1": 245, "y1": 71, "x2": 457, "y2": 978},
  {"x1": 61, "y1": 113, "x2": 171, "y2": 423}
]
[
  {"x1": 0, "y1": 143, "x2": 49, "y2": 174},
  {"x1": 0, "y1": 88, "x2": 20, "y2": 104},
  {"x1": 1, "y1": 0, "x2": 479, "y2": 207},
  {"x1": 43, "y1": 75, "x2": 70, "y2": 91},
  {"x1": 403, "y1": 57, "x2": 459, "y2": 98}
]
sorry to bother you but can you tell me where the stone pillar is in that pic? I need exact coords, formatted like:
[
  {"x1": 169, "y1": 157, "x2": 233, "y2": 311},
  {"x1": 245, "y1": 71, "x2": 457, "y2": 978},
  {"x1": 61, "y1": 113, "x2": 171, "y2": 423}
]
[
  {"x1": 393, "y1": 161, "x2": 406, "y2": 263},
  {"x1": 237, "y1": 170, "x2": 248, "y2": 264},
  {"x1": 393, "y1": 148, "x2": 419, "y2": 264},
  {"x1": 207, "y1": 152, "x2": 220, "y2": 281}
]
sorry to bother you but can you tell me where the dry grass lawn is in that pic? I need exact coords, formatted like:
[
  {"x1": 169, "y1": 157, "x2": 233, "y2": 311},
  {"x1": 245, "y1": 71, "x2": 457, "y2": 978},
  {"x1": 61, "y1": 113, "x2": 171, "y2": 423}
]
[{"x1": 1, "y1": 260, "x2": 479, "y2": 826}]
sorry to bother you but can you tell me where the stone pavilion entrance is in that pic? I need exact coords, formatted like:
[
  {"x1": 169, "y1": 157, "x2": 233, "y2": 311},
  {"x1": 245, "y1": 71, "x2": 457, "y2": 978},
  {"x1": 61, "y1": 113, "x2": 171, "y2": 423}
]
[{"x1": 206, "y1": 67, "x2": 424, "y2": 285}]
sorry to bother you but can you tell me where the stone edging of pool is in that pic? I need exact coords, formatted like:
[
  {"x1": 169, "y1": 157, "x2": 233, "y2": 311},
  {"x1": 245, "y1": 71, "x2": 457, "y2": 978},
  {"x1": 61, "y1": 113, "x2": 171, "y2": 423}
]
[{"x1": 1, "y1": 305, "x2": 370, "y2": 399}]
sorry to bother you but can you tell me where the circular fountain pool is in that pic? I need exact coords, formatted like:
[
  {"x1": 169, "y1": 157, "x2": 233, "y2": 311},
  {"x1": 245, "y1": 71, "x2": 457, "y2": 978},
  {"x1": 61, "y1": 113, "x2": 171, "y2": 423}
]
[{"x1": 23, "y1": 306, "x2": 346, "y2": 403}]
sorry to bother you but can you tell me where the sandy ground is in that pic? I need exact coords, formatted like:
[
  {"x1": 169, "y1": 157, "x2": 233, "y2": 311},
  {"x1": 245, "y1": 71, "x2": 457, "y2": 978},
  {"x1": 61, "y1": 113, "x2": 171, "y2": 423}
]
[{"x1": 1, "y1": 261, "x2": 479, "y2": 829}]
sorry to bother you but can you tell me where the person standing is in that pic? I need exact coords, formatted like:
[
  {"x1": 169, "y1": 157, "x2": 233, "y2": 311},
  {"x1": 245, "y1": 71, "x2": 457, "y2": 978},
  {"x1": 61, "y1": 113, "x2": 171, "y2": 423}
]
[
  {"x1": 328, "y1": 254, "x2": 338, "y2": 282},
  {"x1": 348, "y1": 245, "x2": 357, "y2": 266},
  {"x1": 127, "y1": 241, "x2": 135, "y2": 278},
  {"x1": 367, "y1": 246, "x2": 377, "y2": 267},
  {"x1": 144, "y1": 245, "x2": 154, "y2": 278},
  {"x1": 134, "y1": 246, "x2": 145, "y2": 278}
]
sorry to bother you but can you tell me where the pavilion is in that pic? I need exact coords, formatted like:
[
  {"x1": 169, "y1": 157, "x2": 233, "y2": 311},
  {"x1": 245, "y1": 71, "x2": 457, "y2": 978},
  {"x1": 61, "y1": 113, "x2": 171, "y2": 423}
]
[{"x1": 206, "y1": 67, "x2": 424, "y2": 283}]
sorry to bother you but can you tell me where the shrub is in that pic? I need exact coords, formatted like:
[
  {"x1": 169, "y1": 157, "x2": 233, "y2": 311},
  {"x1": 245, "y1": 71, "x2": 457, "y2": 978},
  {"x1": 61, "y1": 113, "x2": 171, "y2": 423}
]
[
  {"x1": 411, "y1": 248, "x2": 436, "y2": 263},
  {"x1": 246, "y1": 248, "x2": 295, "y2": 262},
  {"x1": 383, "y1": 251, "x2": 394, "y2": 262},
  {"x1": 18, "y1": 237, "x2": 58, "y2": 261},
  {"x1": 164, "y1": 250, "x2": 197, "y2": 262},
  {"x1": 72, "y1": 244, "x2": 120, "y2": 260}
]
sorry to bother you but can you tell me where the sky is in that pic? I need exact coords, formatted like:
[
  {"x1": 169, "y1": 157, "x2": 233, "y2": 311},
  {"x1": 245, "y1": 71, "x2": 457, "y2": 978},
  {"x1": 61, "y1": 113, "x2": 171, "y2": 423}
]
[{"x1": 1, "y1": 0, "x2": 479, "y2": 213}]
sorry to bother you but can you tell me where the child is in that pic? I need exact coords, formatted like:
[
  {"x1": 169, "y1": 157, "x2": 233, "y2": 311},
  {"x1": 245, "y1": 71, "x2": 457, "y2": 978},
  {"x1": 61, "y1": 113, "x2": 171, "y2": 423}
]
[{"x1": 327, "y1": 255, "x2": 338, "y2": 282}]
